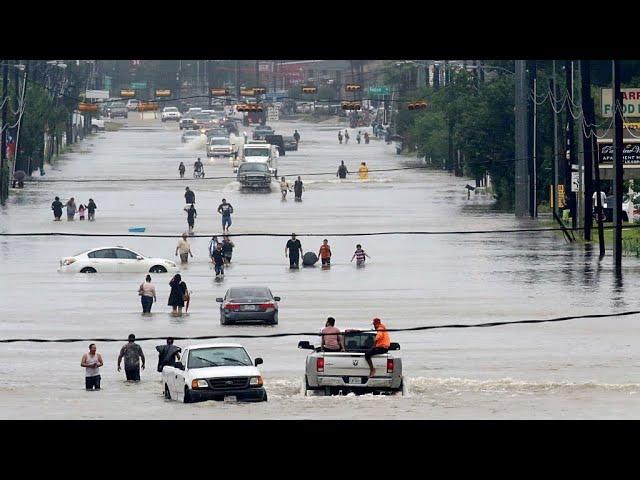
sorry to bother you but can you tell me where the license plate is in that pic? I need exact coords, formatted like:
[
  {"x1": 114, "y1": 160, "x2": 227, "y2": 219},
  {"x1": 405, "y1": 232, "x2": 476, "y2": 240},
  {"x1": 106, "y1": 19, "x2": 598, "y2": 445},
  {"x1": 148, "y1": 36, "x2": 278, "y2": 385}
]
[
  {"x1": 243, "y1": 305, "x2": 257, "y2": 311},
  {"x1": 348, "y1": 377, "x2": 362, "y2": 385},
  {"x1": 223, "y1": 396, "x2": 237, "y2": 402}
]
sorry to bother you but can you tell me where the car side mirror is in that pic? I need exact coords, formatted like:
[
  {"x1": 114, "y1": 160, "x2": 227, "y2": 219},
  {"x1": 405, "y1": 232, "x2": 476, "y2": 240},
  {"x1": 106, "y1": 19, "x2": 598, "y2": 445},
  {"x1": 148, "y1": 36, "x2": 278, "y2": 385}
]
[
  {"x1": 175, "y1": 361, "x2": 185, "y2": 370},
  {"x1": 298, "y1": 341, "x2": 314, "y2": 350},
  {"x1": 389, "y1": 342, "x2": 400, "y2": 351},
  {"x1": 216, "y1": 297, "x2": 223, "y2": 302},
  {"x1": 136, "y1": 256, "x2": 143, "y2": 260},
  {"x1": 273, "y1": 296, "x2": 281, "y2": 301},
  {"x1": 254, "y1": 358, "x2": 263, "y2": 366}
]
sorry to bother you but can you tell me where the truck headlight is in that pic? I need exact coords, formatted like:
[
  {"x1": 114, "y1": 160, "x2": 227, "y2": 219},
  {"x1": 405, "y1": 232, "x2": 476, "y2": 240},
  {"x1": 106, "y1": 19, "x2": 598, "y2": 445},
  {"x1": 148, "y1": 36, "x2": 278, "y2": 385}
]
[
  {"x1": 249, "y1": 376, "x2": 263, "y2": 386},
  {"x1": 192, "y1": 379, "x2": 208, "y2": 389}
]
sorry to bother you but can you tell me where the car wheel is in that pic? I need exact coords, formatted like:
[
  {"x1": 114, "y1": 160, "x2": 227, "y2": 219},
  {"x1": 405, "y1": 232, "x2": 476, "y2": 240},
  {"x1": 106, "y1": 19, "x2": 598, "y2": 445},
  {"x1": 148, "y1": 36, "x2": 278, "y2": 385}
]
[
  {"x1": 400, "y1": 377, "x2": 408, "y2": 396},
  {"x1": 80, "y1": 267, "x2": 97, "y2": 273},
  {"x1": 164, "y1": 384, "x2": 171, "y2": 400},
  {"x1": 149, "y1": 265, "x2": 167, "y2": 273},
  {"x1": 184, "y1": 387, "x2": 193, "y2": 404},
  {"x1": 262, "y1": 392, "x2": 268, "y2": 402},
  {"x1": 269, "y1": 312, "x2": 278, "y2": 325},
  {"x1": 301, "y1": 376, "x2": 308, "y2": 396},
  {"x1": 220, "y1": 314, "x2": 226, "y2": 325}
]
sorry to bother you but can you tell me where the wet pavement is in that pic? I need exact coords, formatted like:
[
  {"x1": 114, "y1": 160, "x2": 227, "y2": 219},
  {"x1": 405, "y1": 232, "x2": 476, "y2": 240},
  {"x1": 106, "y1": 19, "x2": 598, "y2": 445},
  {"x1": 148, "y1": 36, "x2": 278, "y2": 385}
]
[{"x1": 0, "y1": 115, "x2": 639, "y2": 419}]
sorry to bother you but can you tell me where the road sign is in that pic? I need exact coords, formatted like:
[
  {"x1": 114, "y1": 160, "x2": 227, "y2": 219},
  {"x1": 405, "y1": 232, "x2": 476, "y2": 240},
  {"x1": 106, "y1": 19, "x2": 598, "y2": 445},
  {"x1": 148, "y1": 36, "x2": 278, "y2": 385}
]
[
  {"x1": 85, "y1": 89, "x2": 109, "y2": 100},
  {"x1": 368, "y1": 86, "x2": 390, "y2": 95},
  {"x1": 268, "y1": 107, "x2": 279, "y2": 121},
  {"x1": 120, "y1": 89, "x2": 136, "y2": 97},
  {"x1": 131, "y1": 82, "x2": 147, "y2": 89},
  {"x1": 155, "y1": 89, "x2": 171, "y2": 97}
]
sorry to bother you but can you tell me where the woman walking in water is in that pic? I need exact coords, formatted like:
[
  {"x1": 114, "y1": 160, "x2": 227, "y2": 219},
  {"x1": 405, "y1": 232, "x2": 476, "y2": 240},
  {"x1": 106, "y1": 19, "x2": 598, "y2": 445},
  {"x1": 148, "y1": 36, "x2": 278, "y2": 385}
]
[
  {"x1": 168, "y1": 274, "x2": 188, "y2": 316},
  {"x1": 65, "y1": 197, "x2": 77, "y2": 221}
]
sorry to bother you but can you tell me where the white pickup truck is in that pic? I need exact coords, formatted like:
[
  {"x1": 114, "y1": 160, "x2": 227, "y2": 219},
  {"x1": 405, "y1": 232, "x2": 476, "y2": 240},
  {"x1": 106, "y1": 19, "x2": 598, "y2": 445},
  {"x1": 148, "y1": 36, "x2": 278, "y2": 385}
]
[
  {"x1": 162, "y1": 343, "x2": 267, "y2": 403},
  {"x1": 298, "y1": 329, "x2": 405, "y2": 396}
]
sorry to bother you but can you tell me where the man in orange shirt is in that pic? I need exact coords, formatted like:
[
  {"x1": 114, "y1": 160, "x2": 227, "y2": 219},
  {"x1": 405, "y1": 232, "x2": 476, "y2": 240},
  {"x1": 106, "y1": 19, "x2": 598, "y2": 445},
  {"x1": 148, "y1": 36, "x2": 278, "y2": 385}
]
[
  {"x1": 318, "y1": 239, "x2": 332, "y2": 268},
  {"x1": 365, "y1": 317, "x2": 390, "y2": 377}
]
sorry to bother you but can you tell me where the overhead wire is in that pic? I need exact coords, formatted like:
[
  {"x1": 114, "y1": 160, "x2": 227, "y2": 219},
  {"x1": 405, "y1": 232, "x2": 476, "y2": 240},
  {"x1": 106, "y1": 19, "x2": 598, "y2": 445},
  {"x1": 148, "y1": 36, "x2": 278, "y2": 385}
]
[{"x1": 1, "y1": 309, "x2": 638, "y2": 343}]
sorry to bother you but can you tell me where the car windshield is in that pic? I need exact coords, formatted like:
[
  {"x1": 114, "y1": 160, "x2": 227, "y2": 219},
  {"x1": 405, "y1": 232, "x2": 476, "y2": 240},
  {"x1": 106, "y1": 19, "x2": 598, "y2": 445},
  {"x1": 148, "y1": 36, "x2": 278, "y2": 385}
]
[
  {"x1": 165, "y1": 107, "x2": 178, "y2": 112},
  {"x1": 244, "y1": 148, "x2": 269, "y2": 157},
  {"x1": 228, "y1": 287, "x2": 271, "y2": 300},
  {"x1": 238, "y1": 163, "x2": 269, "y2": 173},
  {"x1": 112, "y1": 102, "x2": 125, "y2": 108},
  {"x1": 188, "y1": 347, "x2": 252, "y2": 368},
  {"x1": 343, "y1": 332, "x2": 376, "y2": 352},
  {"x1": 184, "y1": 131, "x2": 199, "y2": 136},
  {"x1": 194, "y1": 114, "x2": 210, "y2": 120},
  {"x1": 209, "y1": 138, "x2": 228, "y2": 145}
]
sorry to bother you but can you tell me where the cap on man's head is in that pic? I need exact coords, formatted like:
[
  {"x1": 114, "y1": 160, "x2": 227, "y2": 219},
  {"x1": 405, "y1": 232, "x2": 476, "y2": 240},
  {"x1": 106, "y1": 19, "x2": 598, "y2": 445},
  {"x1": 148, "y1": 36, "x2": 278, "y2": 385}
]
[
  {"x1": 128, "y1": 334, "x2": 136, "y2": 341},
  {"x1": 373, "y1": 318, "x2": 381, "y2": 324},
  {"x1": 167, "y1": 337, "x2": 174, "y2": 344}
]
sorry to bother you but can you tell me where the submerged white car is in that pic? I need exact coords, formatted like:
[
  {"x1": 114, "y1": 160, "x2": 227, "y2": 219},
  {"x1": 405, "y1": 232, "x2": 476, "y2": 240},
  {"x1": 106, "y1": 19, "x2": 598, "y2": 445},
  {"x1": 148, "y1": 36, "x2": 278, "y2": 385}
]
[{"x1": 58, "y1": 246, "x2": 179, "y2": 274}]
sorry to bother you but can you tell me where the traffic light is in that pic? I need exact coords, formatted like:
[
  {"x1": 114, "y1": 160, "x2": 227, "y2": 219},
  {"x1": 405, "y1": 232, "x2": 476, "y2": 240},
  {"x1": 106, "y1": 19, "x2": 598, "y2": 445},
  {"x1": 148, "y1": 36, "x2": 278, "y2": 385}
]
[
  {"x1": 302, "y1": 86, "x2": 317, "y2": 94},
  {"x1": 120, "y1": 89, "x2": 135, "y2": 98},
  {"x1": 155, "y1": 89, "x2": 171, "y2": 97},
  {"x1": 345, "y1": 84, "x2": 361, "y2": 92},
  {"x1": 253, "y1": 87, "x2": 266, "y2": 95},
  {"x1": 237, "y1": 104, "x2": 264, "y2": 112},
  {"x1": 341, "y1": 101, "x2": 361, "y2": 111},
  {"x1": 211, "y1": 88, "x2": 230, "y2": 96},
  {"x1": 139, "y1": 102, "x2": 159, "y2": 112},
  {"x1": 240, "y1": 88, "x2": 255, "y2": 96},
  {"x1": 407, "y1": 101, "x2": 427, "y2": 111},
  {"x1": 78, "y1": 102, "x2": 99, "y2": 112}
]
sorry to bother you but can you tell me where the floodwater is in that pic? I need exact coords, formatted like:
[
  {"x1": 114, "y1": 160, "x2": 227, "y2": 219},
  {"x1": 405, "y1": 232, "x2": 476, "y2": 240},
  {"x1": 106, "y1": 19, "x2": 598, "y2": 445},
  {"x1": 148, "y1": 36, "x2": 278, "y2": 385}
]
[{"x1": 0, "y1": 115, "x2": 639, "y2": 419}]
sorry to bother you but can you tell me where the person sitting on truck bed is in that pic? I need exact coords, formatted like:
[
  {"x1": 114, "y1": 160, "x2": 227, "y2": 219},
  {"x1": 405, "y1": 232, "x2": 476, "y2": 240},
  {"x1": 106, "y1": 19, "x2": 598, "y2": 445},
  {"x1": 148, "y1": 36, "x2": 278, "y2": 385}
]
[
  {"x1": 365, "y1": 318, "x2": 390, "y2": 377},
  {"x1": 320, "y1": 317, "x2": 344, "y2": 352}
]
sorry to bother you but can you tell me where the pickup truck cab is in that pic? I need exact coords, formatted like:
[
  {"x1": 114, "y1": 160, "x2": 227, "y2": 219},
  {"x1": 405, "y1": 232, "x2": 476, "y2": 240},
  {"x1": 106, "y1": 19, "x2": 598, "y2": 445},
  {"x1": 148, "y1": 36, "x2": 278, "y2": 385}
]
[
  {"x1": 162, "y1": 343, "x2": 267, "y2": 403},
  {"x1": 298, "y1": 329, "x2": 405, "y2": 396}
]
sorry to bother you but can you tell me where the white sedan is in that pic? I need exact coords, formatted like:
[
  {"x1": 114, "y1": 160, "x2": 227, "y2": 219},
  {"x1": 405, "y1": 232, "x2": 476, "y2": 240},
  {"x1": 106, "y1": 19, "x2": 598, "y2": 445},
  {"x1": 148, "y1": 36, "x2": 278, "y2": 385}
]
[{"x1": 58, "y1": 246, "x2": 179, "y2": 274}]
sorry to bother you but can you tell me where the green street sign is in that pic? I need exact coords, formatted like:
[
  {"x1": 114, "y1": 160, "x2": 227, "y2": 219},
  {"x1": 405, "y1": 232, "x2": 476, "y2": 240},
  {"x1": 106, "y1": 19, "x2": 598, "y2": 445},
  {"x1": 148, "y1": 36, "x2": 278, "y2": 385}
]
[
  {"x1": 368, "y1": 86, "x2": 390, "y2": 95},
  {"x1": 131, "y1": 82, "x2": 147, "y2": 89}
]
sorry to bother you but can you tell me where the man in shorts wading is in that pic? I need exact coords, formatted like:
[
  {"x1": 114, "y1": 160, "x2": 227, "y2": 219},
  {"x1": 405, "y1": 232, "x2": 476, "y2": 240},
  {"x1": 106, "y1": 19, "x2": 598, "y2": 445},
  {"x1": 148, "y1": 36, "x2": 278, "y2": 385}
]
[
  {"x1": 117, "y1": 334, "x2": 146, "y2": 382},
  {"x1": 81, "y1": 343, "x2": 104, "y2": 391}
]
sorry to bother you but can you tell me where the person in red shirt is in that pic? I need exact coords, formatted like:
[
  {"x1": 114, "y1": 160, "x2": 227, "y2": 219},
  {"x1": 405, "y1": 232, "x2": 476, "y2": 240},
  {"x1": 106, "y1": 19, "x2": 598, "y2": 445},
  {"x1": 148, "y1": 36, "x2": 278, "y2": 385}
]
[
  {"x1": 365, "y1": 318, "x2": 390, "y2": 377},
  {"x1": 318, "y1": 239, "x2": 332, "y2": 268}
]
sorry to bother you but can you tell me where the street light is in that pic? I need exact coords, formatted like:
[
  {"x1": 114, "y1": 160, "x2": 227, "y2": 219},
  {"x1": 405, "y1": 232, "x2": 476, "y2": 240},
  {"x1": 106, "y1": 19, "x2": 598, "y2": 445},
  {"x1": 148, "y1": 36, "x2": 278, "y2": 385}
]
[{"x1": 0, "y1": 63, "x2": 26, "y2": 71}]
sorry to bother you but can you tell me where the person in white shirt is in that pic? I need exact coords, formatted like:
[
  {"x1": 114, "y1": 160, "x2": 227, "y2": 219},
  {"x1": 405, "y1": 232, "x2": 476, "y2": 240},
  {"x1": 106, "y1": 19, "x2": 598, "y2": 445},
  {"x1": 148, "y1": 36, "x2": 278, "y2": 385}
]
[
  {"x1": 138, "y1": 274, "x2": 157, "y2": 315},
  {"x1": 175, "y1": 233, "x2": 193, "y2": 264},
  {"x1": 81, "y1": 344, "x2": 104, "y2": 391}
]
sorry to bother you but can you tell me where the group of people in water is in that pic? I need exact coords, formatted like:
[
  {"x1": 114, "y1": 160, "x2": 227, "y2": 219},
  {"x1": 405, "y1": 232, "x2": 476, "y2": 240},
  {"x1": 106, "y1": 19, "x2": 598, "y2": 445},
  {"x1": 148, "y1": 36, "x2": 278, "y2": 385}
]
[
  {"x1": 337, "y1": 160, "x2": 369, "y2": 180},
  {"x1": 51, "y1": 196, "x2": 97, "y2": 221},
  {"x1": 338, "y1": 129, "x2": 370, "y2": 145}
]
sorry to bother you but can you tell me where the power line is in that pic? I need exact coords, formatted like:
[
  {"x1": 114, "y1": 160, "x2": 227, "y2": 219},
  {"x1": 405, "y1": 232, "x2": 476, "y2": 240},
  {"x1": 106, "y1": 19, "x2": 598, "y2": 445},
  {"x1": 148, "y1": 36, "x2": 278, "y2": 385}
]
[
  {"x1": 1, "y1": 309, "x2": 638, "y2": 343},
  {"x1": 2, "y1": 224, "x2": 640, "y2": 238}
]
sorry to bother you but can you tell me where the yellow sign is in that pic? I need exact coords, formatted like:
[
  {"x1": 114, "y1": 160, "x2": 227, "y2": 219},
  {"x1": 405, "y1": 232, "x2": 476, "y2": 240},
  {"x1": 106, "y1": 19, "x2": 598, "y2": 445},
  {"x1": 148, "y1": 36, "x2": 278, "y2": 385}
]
[
  {"x1": 552, "y1": 184, "x2": 566, "y2": 208},
  {"x1": 155, "y1": 89, "x2": 171, "y2": 97},
  {"x1": 120, "y1": 89, "x2": 136, "y2": 97},
  {"x1": 624, "y1": 122, "x2": 640, "y2": 129}
]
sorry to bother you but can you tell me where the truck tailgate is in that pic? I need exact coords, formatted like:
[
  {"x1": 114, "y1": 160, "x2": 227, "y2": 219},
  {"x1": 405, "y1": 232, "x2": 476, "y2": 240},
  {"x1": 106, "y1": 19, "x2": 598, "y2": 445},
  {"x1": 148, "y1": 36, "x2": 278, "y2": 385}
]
[{"x1": 321, "y1": 352, "x2": 391, "y2": 377}]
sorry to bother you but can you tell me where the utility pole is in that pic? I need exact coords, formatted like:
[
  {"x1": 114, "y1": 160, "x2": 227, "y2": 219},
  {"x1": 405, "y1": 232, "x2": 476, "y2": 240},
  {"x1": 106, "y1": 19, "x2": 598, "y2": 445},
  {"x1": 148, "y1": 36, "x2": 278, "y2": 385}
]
[
  {"x1": 612, "y1": 60, "x2": 624, "y2": 272},
  {"x1": 580, "y1": 60, "x2": 594, "y2": 241},
  {"x1": 235, "y1": 60, "x2": 240, "y2": 99},
  {"x1": 551, "y1": 60, "x2": 560, "y2": 220},
  {"x1": 1, "y1": 62, "x2": 8, "y2": 204},
  {"x1": 255, "y1": 60, "x2": 260, "y2": 87},
  {"x1": 514, "y1": 60, "x2": 531, "y2": 217},
  {"x1": 529, "y1": 62, "x2": 537, "y2": 217},
  {"x1": 565, "y1": 60, "x2": 576, "y2": 229}
]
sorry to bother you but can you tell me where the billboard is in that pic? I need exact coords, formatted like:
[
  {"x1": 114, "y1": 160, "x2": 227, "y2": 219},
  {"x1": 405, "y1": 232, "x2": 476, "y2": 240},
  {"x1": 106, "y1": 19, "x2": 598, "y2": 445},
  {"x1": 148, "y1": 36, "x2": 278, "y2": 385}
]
[
  {"x1": 601, "y1": 88, "x2": 640, "y2": 117},
  {"x1": 597, "y1": 139, "x2": 640, "y2": 164}
]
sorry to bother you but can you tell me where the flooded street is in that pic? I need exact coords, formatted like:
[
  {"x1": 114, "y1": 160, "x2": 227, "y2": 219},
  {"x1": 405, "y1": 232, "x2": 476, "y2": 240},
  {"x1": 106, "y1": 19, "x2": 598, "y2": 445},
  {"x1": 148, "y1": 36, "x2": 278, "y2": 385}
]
[{"x1": 1, "y1": 116, "x2": 639, "y2": 419}]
